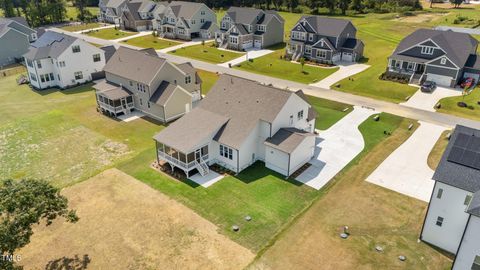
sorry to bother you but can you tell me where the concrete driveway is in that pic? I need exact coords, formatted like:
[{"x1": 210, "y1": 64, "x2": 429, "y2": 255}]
[
  {"x1": 366, "y1": 121, "x2": 447, "y2": 202},
  {"x1": 309, "y1": 62, "x2": 370, "y2": 89},
  {"x1": 218, "y1": 48, "x2": 273, "y2": 68},
  {"x1": 401, "y1": 86, "x2": 462, "y2": 112},
  {"x1": 295, "y1": 106, "x2": 376, "y2": 190}
]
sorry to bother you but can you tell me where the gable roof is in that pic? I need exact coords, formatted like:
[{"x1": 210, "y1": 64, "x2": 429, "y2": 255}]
[
  {"x1": 106, "y1": 0, "x2": 126, "y2": 8},
  {"x1": 392, "y1": 29, "x2": 478, "y2": 67},
  {"x1": 100, "y1": 45, "x2": 117, "y2": 62},
  {"x1": 23, "y1": 31, "x2": 77, "y2": 60},
  {"x1": 94, "y1": 79, "x2": 132, "y2": 100},
  {"x1": 103, "y1": 46, "x2": 166, "y2": 85},
  {"x1": 297, "y1": 16, "x2": 352, "y2": 37},
  {"x1": 167, "y1": 1, "x2": 204, "y2": 19},
  {"x1": 0, "y1": 17, "x2": 29, "y2": 27},
  {"x1": 433, "y1": 125, "x2": 480, "y2": 193},
  {"x1": 225, "y1": 7, "x2": 264, "y2": 25},
  {"x1": 265, "y1": 128, "x2": 315, "y2": 154},
  {"x1": 149, "y1": 81, "x2": 178, "y2": 106},
  {"x1": 124, "y1": 1, "x2": 143, "y2": 21}
]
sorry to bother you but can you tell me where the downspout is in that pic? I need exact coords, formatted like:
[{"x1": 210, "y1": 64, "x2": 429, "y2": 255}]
[
  {"x1": 287, "y1": 152, "x2": 291, "y2": 177},
  {"x1": 155, "y1": 140, "x2": 160, "y2": 165},
  {"x1": 269, "y1": 122, "x2": 272, "y2": 137},
  {"x1": 451, "y1": 214, "x2": 472, "y2": 269},
  {"x1": 236, "y1": 149, "x2": 240, "y2": 174},
  {"x1": 419, "y1": 181, "x2": 437, "y2": 241}
]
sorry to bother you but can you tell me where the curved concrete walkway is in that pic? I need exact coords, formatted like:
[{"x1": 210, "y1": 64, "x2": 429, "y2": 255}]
[
  {"x1": 309, "y1": 62, "x2": 370, "y2": 89},
  {"x1": 296, "y1": 106, "x2": 376, "y2": 190},
  {"x1": 366, "y1": 121, "x2": 447, "y2": 202}
]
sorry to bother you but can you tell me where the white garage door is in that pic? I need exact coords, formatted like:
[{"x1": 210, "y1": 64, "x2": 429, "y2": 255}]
[
  {"x1": 243, "y1": 40, "x2": 253, "y2": 49},
  {"x1": 426, "y1": 73, "x2": 453, "y2": 87},
  {"x1": 332, "y1": 53, "x2": 341, "y2": 62},
  {"x1": 254, "y1": 40, "x2": 262, "y2": 48},
  {"x1": 342, "y1": 52, "x2": 353, "y2": 62}
]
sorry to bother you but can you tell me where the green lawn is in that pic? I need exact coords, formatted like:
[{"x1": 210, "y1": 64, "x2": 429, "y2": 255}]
[
  {"x1": 169, "y1": 42, "x2": 244, "y2": 64},
  {"x1": 308, "y1": 96, "x2": 353, "y2": 130},
  {"x1": 60, "y1": 22, "x2": 101, "y2": 32},
  {"x1": 235, "y1": 44, "x2": 339, "y2": 84},
  {"x1": 86, "y1": 28, "x2": 136, "y2": 40},
  {"x1": 437, "y1": 87, "x2": 480, "y2": 121},
  {"x1": 122, "y1": 35, "x2": 182, "y2": 50},
  {"x1": 65, "y1": 6, "x2": 99, "y2": 21}
]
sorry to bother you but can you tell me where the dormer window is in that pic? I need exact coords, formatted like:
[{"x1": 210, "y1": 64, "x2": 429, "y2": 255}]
[
  {"x1": 320, "y1": 40, "x2": 325, "y2": 47},
  {"x1": 308, "y1": 34, "x2": 313, "y2": 42},
  {"x1": 440, "y1": 57, "x2": 447, "y2": 65},
  {"x1": 257, "y1": 25, "x2": 265, "y2": 32},
  {"x1": 421, "y1": 46, "x2": 434, "y2": 55}
]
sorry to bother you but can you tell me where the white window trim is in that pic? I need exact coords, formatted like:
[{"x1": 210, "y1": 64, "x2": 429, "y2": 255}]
[{"x1": 421, "y1": 46, "x2": 434, "y2": 55}]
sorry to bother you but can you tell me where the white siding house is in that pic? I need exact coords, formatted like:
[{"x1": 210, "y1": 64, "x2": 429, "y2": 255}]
[
  {"x1": 421, "y1": 125, "x2": 480, "y2": 270},
  {"x1": 24, "y1": 31, "x2": 105, "y2": 90},
  {"x1": 154, "y1": 74, "x2": 318, "y2": 179}
]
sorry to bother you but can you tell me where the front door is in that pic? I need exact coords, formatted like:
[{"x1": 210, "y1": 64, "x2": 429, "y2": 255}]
[{"x1": 195, "y1": 149, "x2": 201, "y2": 162}]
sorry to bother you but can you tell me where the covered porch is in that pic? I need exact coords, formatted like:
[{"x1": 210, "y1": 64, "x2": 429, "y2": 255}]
[
  {"x1": 94, "y1": 80, "x2": 134, "y2": 118},
  {"x1": 155, "y1": 142, "x2": 210, "y2": 178},
  {"x1": 388, "y1": 58, "x2": 425, "y2": 75}
]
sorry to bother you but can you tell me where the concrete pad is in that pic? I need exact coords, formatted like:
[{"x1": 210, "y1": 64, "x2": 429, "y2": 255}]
[
  {"x1": 218, "y1": 48, "x2": 273, "y2": 68},
  {"x1": 117, "y1": 111, "x2": 145, "y2": 122},
  {"x1": 366, "y1": 121, "x2": 447, "y2": 202},
  {"x1": 309, "y1": 62, "x2": 370, "y2": 89},
  {"x1": 189, "y1": 171, "x2": 225, "y2": 188},
  {"x1": 296, "y1": 106, "x2": 376, "y2": 190},
  {"x1": 401, "y1": 86, "x2": 462, "y2": 112}
]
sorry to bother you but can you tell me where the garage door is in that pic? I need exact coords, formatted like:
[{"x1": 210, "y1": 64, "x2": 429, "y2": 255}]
[
  {"x1": 332, "y1": 53, "x2": 341, "y2": 62},
  {"x1": 342, "y1": 52, "x2": 353, "y2": 62},
  {"x1": 243, "y1": 40, "x2": 253, "y2": 49},
  {"x1": 426, "y1": 73, "x2": 453, "y2": 87},
  {"x1": 254, "y1": 40, "x2": 262, "y2": 48}
]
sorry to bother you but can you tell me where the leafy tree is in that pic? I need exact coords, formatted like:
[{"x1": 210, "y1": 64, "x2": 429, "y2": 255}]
[
  {"x1": 0, "y1": 179, "x2": 78, "y2": 270},
  {"x1": 450, "y1": 0, "x2": 462, "y2": 8},
  {"x1": 350, "y1": 0, "x2": 363, "y2": 12},
  {"x1": 73, "y1": 0, "x2": 92, "y2": 22},
  {"x1": 0, "y1": 0, "x2": 16, "y2": 17},
  {"x1": 338, "y1": 0, "x2": 351, "y2": 15},
  {"x1": 299, "y1": 57, "x2": 305, "y2": 72}
]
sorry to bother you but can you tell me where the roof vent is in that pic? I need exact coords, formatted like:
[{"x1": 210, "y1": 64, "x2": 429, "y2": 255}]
[{"x1": 256, "y1": 100, "x2": 259, "y2": 103}]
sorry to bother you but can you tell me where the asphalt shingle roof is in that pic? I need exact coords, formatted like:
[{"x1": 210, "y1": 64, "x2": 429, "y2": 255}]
[
  {"x1": 149, "y1": 81, "x2": 177, "y2": 106},
  {"x1": 433, "y1": 125, "x2": 480, "y2": 193},
  {"x1": 298, "y1": 16, "x2": 352, "y2": 37},
  {"x1": 23, "y1": 31, "x2": 77, "y2": 60},
  {"x1": 265, "y1": 128, "x2": 315, "y2": 154}
]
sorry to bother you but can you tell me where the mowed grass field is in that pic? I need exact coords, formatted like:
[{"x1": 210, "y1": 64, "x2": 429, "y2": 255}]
[
  {"x1": 251, "y1": 114, "x2": 453, "y2": 269},
  {"x1": 18, "y1": 169, "x2": 254, "y2": 269},
  {"x1": 60, "y1": 22, "x2": 101, "y2": 32},
  {"x1": 169, "y1": 42, "x2": 245, "y2": 64},
  {"x1": 86, "y1": 28, "x2": 136, "y2": 40},
  {"x1": 122, "y1": 35, "x2": 182, "y2": 50}
]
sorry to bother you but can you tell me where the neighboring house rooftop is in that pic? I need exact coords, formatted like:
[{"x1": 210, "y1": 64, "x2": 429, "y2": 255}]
[
  {"x1": 106, "y1": 0, "x2": 126, "y2": 8},
  {"x1": 23, "y1": 31, "x2": 77, "y2": 60},
  {"x1": 100, "y1": 45, "x2": 117, "y2": 63},
  {"x1": 225, "y1": 7, "x2": 264, "y2": 25},
  {"x1": 168, "y1": 1, "x2": 205, "y2": 19},
  {"x1": 155, "y1": 75, "x2": 315, "y2": 153},
  {"x1": 297, "y1": 16, "x2": 352, "y2": 37},
  {"x1": 0, "y1": 16, "x2": 29, "y2": 27},
  {"x1": 265, "y1": 128, "x2": 315, "y2": 154},
  {"x1": 433, "y1": 125, "x2": 480, "y2": 193},
  {"x1": 103, "y1": 46, "x2": 166, "y2": 85},
  {"x1": 392, "y1": 29, "x2": 478, "y2": 67}
]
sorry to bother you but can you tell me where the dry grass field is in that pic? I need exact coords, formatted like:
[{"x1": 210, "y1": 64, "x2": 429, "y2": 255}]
[{"x1": 18, "y1": 169, "x2": 254, "y2": 270}]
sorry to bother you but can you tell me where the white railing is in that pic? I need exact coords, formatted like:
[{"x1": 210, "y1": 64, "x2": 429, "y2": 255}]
[
  {"x1": 99, "y1": 101, "x2": 134, "y2": 112},
  {"x1": 158, "y1": 151, "x2": 209, "y2": 171}
]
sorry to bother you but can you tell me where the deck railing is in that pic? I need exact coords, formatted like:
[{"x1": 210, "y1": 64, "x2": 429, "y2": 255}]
[{"x1": 158, "y1": 151, "x2": 209, "y2": 170}]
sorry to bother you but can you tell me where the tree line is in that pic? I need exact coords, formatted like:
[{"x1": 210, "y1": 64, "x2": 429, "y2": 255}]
[{"x1": 0, "y1": 0, "x2": 98, "y2": 27}]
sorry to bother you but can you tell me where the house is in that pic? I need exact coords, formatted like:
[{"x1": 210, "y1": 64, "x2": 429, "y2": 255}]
[
  {"x1": 387, "y1": 29, "x2": 480, "y2": 87},
  {"x1": 287, "y1": 16, "x2": 364, "y2": 64},
  {"x1": 156, "y1": 1, "x2": 217, "y2": 40},
  {"x1": 151, "y1": 1, "x2": 169, "y2": 30},
  {"x1": 420, "y1": 125, "x2": 480, "y2": 269},
  {"x1": 215, "y1": 7, "x2": 284, "y2": 51},
  {"x1": 23, "y1": 31, "x2": 106, "y2": 90},
  {"x1": 121, "y1": 0, "x2": 157, "y2": 31},
  {"x1": 0, "y1": 17, "x2": 37, "y2": 66},
  {"x1": 98, "y1": 0, "x2": 128, "y2": 24},
  {"x1": 95, "y1": 46, "x2": 201, "y2": 122},
  {"x1": 153, "y1": 74, "x2": 318, "y2": 178}
]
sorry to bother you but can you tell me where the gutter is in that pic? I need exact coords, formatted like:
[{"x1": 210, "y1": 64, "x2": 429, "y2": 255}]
[
  {"x1": 236, "y1": 148, "x2": 240, "y2": 174},
  {"x1": 287, "y1": 152, "x2": 291, "y2": 177}
]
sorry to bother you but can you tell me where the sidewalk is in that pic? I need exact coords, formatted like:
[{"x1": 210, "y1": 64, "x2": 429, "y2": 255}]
[
  {"x1": 75, "y1": 24, "x2": 115, "y2": 34},
  {"x1": 111, "y1": 31, "x2": 153, "y2": 43},
  {"x1": 218, "y1": 49, "x2": 273, "y2": 68}
]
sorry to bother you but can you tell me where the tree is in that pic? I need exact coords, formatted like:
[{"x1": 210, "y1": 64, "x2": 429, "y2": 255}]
[
  {"x1": 300, "y1": 57, "x2": 305, "y2": 72},
  {"x1": 350, "y1": 0, "x2": 363, "y2": 13},
  {"x1": 0, "y1": 179, "x2": 78, "y2": 270},
  {"x1": 450, "y1": 0, "x2": 462, "y2": 8},
  {"x1": 338, "y1": 0, "x2": 351, "y2": 15},
  {"x1": 0, "y1": 0, "x2": 16, "y2": 17},
  {"x1": 73, "y1": 0, "x2": 91, "y2": 22}
]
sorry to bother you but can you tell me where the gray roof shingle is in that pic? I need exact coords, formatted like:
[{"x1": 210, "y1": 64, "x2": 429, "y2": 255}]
[
  {"x1": 149, "y1": 81, "x2": 177, "y2": 106},
  {"x1": 265, "y1": 128, "x2": 315, "y2": 153},
  {"x1": 23, "y1": 31, "x2": 77, "y2": 60},
  {"x1": 298, "y1": 16, "x2": 352, "y2": 37},
  {"x1": 433, "y1": 125, "x2": 480, "y2": 193}
]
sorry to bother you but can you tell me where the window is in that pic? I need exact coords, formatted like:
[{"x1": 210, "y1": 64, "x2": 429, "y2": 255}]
[
  {"x1": 297, "y1": 110, "x2": 304, "y2": 120},
  {"x1": 421, "y1": 46, "x2": 434, "y2": 55},
  {"x1": 407, "y1": 62, "x2": 414, "y2": 71},
  {"x1": 436, "y1": 188, "x2": 443, "y2": 199},
  {"x1": 308, "y1": 34, "x2": 313, "y2": 41},
  {"x1": 72, "y1": 45, "x2": 81, "y2": 53},
  {"x1": 31, "y1": 33, "x2": 37, "y2": 40},
  {"x1": 129, "y1": 81, "x2": 133, "y2": 86},
  {"x1": 27, "y1": 59, "x2": 33, "y2": 67},
  {"x1": 219, "y1": 145, "x2": 233, "y2": 160},
  {"x1": 40, "y1": 74, "x2": 45, "y2": 83},
  {"x1": 291, "y1": 31, "x2": 305, "y2": 40},
  {"x1": 229, "y1": 36, "x2": 238, "y2": 44},
  {"x1": 201, "y1": 11, "x2": 205, "y2": 15},
  {"x1": 465, "y1": 194, "x2": 473, "y2": 206},
  {"x1": 221, "y1": 22, "x2": 227, "y2": 29},
  {"x1": 257, "y1": 25, "x2": 266, "y2": 32},
  {"x1": 59, "y1": 61, "x2": 66, "y2": 67},
  {"x1": 30, "y1": 73, "x2": 37, "y2": 82},
  {"x1": 147, "y1": 102, "x2": 150, "y2": 108},
  {"x1": 316, "y1": 50, "x2": 327, "y2": 59},
  {"x1": 191, "y1": 19, "x2": 195, "y2": 25},
  {"x1": 140, "y1": 98, "x2": 143, "y2": 105},
  {"x1": 289, "y1": 115, "x2": 293, "y2": 125},
  {"x1": 93, "y1": 54, "x2": 101, "y2": 62},
  {"x1": 436, "y1": 216, "x2": 444, "y2": 227},
  {"x1": 185, "y1": 76, "x2": 191, "y2": 84},
  {"x1": 440, "y1": 58, "x2": 447, "y2": 65},
  {"x1": 74, "y1": 71, "x2": 83, "y2": 80},
  {"x1": 49, "y1": 73, "x2": 54, "y2": 81},
  {"x1": 57, "y1": 74, "x2": 60, "y2": 81},
  {"x1": 36, "y1": 60, "x2": 42, "y2": 69},
  {"x1": 305, "y1": 46, "x2": 312, "y2": 55},
  {"x1": 200, "y1": 18, "x2": 205, "y2": 24},
  {"x1": 44, "y1": 74, "x2": 50, "y2": 82}
]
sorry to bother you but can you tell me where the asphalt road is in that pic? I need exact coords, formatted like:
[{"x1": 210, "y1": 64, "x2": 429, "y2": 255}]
[{"x1": 52, "y1": 28, "x2": 480, "y2": 130}]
